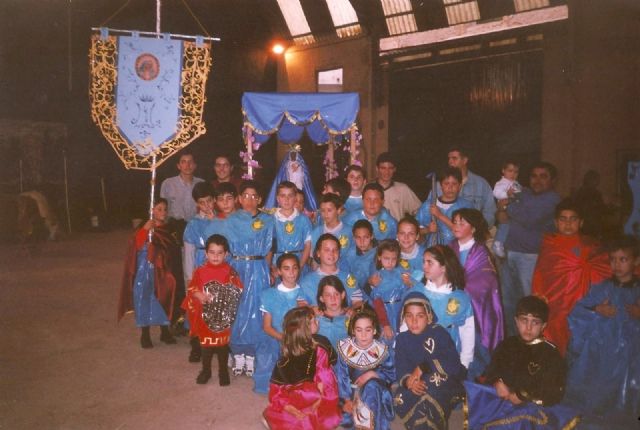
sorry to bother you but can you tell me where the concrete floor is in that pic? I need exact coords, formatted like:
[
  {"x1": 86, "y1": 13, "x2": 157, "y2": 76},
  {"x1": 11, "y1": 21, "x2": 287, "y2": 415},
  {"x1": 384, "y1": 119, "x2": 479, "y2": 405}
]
[{"x1": 0, "y1": 230, "x2": 463, "y2": 429}]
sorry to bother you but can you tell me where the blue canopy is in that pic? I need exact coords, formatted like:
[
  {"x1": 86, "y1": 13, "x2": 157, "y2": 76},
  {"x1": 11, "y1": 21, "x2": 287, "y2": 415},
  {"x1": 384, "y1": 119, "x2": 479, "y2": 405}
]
[{"x1": 242, "y1": 92, "x2": 359, "y2": 144}]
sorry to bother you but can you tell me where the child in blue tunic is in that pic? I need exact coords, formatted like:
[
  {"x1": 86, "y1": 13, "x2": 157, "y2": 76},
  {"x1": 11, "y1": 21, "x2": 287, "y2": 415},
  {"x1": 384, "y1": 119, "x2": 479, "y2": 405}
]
[
  {"x1": 300, "y1": 234, "x2": 363, "y2": 308},
  {"x1": 369, "y1": 239, "x2": 411, "y2": 341},
  {"x1": 310, "y1": 194, "x2": 353, "y2": 268},
  {"x1": 407, "y1": 245, "x2": 475, "y2": 369},
  {"x1": 336, "y1": 307, "x2": 396, "y2": 429},
  {"x1": 565, "y1": 236, "x2": 640, "y2": 428},
  {"x1": 271, "y1": 181, "x2": 313, "y2": 278},
  {"x1": 341, "y1": 219, "x2": 378, "y2": 295},
  {"x1": 397, "y1": 216, "x2": 425, "y2": 274},
  {"x1": 394, "y1": 292, "x2": 466, "y2": 429},
  {"x1": 344, "y1": 165, "x2": 365, "y2": 215},
  {"x1": 226, "y1": 180, "x2": 274, "y2": 378},
  {"x1": 254, "y1": 253, "x2": 304, "y2": 394},
  {"x1": 416, "y1": 167, "x2": 473, "y2": 246},
  {"x1": 343, "y1": 183, "x2": 398, "y2": 241},
  {"x1": 316, "y1": 275, "x2": 350, "y2": 349},
  {"x1": 183, "y1": 182, "x2": 216, "y2": 283}
]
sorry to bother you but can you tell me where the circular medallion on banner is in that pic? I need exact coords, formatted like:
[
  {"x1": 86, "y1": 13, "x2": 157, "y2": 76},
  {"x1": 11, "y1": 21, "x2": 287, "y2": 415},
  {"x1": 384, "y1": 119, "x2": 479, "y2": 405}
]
[{"x1": 135, "y1": 53, "x2": 160, "y2": 81}]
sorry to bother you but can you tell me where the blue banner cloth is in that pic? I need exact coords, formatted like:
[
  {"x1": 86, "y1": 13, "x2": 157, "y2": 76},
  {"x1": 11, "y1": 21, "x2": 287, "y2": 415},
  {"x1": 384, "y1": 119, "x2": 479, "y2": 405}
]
[
  {"x1": 116, "y1": 35, "x2": 182, "y2": 155},
  {"x1": 242, "y1": 92, "x2": 359, "y2": 144}
]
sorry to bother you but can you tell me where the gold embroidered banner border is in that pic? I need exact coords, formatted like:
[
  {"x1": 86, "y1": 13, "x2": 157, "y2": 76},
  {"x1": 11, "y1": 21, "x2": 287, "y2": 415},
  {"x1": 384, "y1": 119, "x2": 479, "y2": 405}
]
[{"x1": 89, "y1": 35, "x2": 212, "y2": 170}]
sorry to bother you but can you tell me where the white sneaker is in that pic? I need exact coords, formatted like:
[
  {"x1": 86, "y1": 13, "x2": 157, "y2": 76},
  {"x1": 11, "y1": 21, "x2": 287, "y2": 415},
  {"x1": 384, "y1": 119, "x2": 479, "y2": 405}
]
[
  {"x1": 244, "y1": 355, "x2": 255, "y2": 377},
  {"x1": 492, "y1": 241, "x2": 506, "y2": 258},
  {"x1": 232, "y1": 354, "x2": 245, "y2": 376}
]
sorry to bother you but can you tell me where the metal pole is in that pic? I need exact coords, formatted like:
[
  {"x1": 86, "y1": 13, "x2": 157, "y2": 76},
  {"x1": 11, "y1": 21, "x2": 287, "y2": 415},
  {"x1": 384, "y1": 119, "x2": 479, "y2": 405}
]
[
  {"x1": 156, "y1": 0, "x2": 161, "y2": 34},
  {"x1": 90, "y1": 28, "x2": 220, "y2": 42},
  {"x1": 148, "y1": 153, "x2": 157, "y2": 242},
  {"x1": 100, "y1": 176, "x2": 108, "y2": 212},
  {"x1": 63, "y1": 150, "x2": 72, "y2": 233}
]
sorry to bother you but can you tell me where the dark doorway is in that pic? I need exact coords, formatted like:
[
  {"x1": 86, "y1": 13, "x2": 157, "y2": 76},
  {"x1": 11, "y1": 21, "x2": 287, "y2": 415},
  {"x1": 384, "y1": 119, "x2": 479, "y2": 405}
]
[{"x1": 389, "y1": 51, "x2": 544, "y2": 199}]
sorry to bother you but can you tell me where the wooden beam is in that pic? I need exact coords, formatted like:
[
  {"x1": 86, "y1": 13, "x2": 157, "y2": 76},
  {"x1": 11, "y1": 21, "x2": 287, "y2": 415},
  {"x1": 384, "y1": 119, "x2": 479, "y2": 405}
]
[{"x1": 379, "y1": 5, "x2": 568, "y2": 54}]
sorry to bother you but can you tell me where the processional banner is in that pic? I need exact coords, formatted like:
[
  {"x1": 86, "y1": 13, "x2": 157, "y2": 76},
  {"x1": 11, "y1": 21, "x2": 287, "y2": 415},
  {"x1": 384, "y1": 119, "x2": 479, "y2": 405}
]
[{"x1": 90, "y1": 29, "x2": 212, "y2": 169}]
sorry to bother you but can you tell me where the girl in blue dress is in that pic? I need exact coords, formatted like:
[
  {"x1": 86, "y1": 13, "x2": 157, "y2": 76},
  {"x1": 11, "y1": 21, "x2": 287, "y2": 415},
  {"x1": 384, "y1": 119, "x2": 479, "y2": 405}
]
[
  {"x1": 407, "y1": 245, "x2": 475, "y2": 370},
  {"x1": 316, "y1": 275, "x2": 349, "y2": 349},
  {"x1": 254, "y1": 253, "x2": 304, "y2": 394},
  {"x1": 336, "y1": 307, "x2": 396, "y2": 429},
  {"x1": 368, "y1": 239, "x2": 412, "y2": 342},
  {"x1": 225, "y1": 180, "x2": 274, "y2": 378}
]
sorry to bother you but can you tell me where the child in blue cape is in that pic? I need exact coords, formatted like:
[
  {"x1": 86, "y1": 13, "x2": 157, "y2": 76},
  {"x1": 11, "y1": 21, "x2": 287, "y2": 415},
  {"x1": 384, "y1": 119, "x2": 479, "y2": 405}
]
[
  {"x1": 344, "y1": 164, "x2": 366, "y2": 214},
  {"x1": 310, "y1": 194, "x2": 353, "y2": 267},
  {"x1": 225, "y1": 180, "x2": 274, "y2": 378},
  {"x1": 343, "y1": 183, "x2": 398, "y2": 241},
  {"x1": 340, "y1": 219, "x2": 378, "y2": 295},
  {"x1": 271, "y1": 181, "x2": 313, "y2": 278},
  {"x1": 300, "y1": 234, "x2": 363, "y2": 308},
  {"x1": 368, "y1": 239, "x2": 412, "y2": 342},
  {"x1": 416, "y1": 167, "x2": 473, "y2": 245},
  {"x1": 565, "y1": 235, "x2": 640, "y2": 428},
  {"x1": 254, "y1": 253, "x2": 305, "y2": 394},
  {"x1": 394, "y1": 292, "x2": 466, "y2": 429},
  {"x1": 336, "y1": 307, "x2": 396, "y2": 429},
  {"x1": 316, "y1": 275, "x2": 350, "y2": 350},
  {"x1": 397, "y1": 217, "x2": 425, "y2": 274},
  {"x1": 407, "y1": 245, "x2": 475, "y2": 369}
]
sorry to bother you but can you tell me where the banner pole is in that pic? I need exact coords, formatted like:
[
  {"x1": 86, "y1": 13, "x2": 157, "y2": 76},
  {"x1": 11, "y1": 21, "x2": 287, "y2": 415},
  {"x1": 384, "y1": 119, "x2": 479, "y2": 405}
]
[
  {"x1": 148, "y1": 153, "x2": 157, "y2": 242},
  {"x1": 101, "y1": 176, "x2": 108, "y2": 212}
]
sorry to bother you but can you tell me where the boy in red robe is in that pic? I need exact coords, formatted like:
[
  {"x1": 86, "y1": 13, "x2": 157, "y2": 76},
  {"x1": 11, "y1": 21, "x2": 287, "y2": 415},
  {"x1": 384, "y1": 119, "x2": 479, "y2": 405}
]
[
  {"x1": 531, "y1": 199, "x2": 611, "y2": 355},
  {"x1": 184, "y1": 234, "x2": 243, "y2": 385}
]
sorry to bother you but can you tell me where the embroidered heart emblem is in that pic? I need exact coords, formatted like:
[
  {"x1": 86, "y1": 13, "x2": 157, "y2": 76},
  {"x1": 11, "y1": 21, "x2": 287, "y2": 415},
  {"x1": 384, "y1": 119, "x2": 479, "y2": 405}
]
[
  {"x1": 424, "y1": 337, "x2": 435, "y2": 354},
  {"x1": 528, "y1": 361, "x2": 541, "y2": 375}
]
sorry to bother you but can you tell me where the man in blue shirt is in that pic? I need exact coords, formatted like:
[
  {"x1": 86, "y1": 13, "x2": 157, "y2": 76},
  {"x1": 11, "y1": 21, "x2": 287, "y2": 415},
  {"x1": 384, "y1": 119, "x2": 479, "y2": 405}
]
[{"x1": 498, "y1": 161, "x2": 561, "y2": 335}]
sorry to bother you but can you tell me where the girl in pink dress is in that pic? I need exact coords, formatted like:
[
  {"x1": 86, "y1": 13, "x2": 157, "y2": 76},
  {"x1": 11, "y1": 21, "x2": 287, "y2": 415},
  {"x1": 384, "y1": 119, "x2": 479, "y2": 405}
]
[{"x1": 263, "y1": 306, "x2": 341, "y2": 430}]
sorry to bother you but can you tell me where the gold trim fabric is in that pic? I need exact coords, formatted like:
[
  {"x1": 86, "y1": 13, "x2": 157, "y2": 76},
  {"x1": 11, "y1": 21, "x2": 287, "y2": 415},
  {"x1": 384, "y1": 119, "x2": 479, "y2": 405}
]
[{"x1": 89, "y1": 35, "x2": 212, "y2": 170}]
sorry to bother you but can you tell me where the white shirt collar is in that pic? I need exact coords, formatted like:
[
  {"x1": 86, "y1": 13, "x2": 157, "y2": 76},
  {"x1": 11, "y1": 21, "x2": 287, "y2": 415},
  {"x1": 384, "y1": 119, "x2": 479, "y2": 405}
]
[
  {"x1": 324, "y1": 221, "x2": 344, "y2": 235},
  {"x1": 424, "y1": 279, "x2": 452, "y2": 294},
  {"x1": 401, "y1": 243, "x2": 419, "y2": 259},
  {"x1": 277, "y1": 283, "x2": 300, "y2": 292},
  {"x1": 275, "y1": 208, "x2": 299, "y2": 222},
  {"x1": 458, "y1": 238, "x2": 475, "y2": 252}
]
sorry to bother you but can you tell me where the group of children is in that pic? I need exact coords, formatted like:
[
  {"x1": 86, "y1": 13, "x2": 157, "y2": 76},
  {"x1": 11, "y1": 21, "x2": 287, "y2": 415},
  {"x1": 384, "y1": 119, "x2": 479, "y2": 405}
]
[{"x1": 119, "y1": 160, "x2": 640, "y2": 429}]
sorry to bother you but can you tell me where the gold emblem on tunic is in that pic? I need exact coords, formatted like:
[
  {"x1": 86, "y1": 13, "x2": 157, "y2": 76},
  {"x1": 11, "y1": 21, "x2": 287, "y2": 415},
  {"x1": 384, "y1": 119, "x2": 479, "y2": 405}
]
[
  {"x1": 284, "y1": 221, "x2": 295, "y2": 234},
  {"x1": 446, "y1": 298, "x2": 460, "y2": 315}
]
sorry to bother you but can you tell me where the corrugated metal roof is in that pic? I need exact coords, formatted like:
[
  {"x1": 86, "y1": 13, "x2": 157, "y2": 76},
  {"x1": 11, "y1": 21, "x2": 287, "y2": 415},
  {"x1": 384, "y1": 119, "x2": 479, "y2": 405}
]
[
  {"x1": 514, "y1": 0, "x2": 550, "y2": 13},
  {"x1": 380, "y1": 0, "x2": 413, "y2": 15},
  {"x1": 381, "y1": 0, "x2": 417, "y2": 35},
  {"x1": 445, "y1": 1, "x2": 480, "y2": 25},
  {"x1": 325, "y1": 0, "x2": 361, "y2": 38},
  {"x1": 276, "y1": 0, "x2": 313, "y2": 37}
]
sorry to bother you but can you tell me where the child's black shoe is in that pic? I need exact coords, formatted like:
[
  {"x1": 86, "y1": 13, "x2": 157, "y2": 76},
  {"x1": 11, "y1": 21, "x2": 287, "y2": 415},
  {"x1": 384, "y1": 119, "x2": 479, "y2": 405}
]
[
  {"x1": 189, "y1": 337, "x2": 202, "y2": 362},
  {"x1": 140, "y1": 327, "x2": 153, "y2": 349},
  {"x1": 219, "y1": 367, "x2": 230, "y2": 386},
  {"x1": 196, "y1": 369, "x2": 211, "y2": 384},
  {"x1": 160, "y1": 326, "x2": 177, "y2": 344}
]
